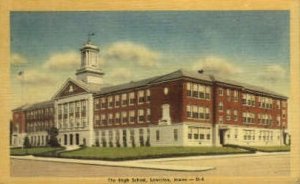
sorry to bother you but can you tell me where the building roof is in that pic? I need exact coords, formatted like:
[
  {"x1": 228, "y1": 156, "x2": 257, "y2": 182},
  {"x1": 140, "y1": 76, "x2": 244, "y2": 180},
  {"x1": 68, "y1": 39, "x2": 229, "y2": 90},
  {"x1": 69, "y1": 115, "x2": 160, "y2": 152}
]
[
  {"x1": 12, "y1": 104, "x2": 31, "y2": 112},
  {"x1": 26, "y1": 100, "x2": 54, "y2": 110},
  {"x1": 95, "y1": 69, "x2": 288, "y2": 99}
]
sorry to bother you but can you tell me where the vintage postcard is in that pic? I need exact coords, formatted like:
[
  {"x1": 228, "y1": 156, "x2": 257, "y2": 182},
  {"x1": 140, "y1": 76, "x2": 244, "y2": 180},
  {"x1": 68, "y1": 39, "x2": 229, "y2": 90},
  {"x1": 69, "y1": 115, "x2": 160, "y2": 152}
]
[{"x1": 0, "y1": 0, "x2": 299, "y2": 184}]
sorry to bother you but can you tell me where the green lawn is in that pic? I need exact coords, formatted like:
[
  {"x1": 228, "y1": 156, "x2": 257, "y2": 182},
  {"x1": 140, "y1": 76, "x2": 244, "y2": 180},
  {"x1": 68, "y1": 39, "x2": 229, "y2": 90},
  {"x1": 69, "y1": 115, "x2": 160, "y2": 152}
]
[
  {"x1": 10, "y1": 147, "x2": 63, "y2": 156},
  {"x1": 250, "y1": 146, "x2": 290, "y2": 152},
  {"x1": 60, "y1": 146, "x2": 252, "y2": 160}
]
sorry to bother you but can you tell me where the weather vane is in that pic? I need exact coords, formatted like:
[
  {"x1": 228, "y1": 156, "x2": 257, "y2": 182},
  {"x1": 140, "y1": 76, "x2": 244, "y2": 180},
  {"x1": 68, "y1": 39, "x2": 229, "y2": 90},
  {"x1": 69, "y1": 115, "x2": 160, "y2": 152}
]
[{"x1": 87, "y1": 32, "x2": 95, "y2": 43}]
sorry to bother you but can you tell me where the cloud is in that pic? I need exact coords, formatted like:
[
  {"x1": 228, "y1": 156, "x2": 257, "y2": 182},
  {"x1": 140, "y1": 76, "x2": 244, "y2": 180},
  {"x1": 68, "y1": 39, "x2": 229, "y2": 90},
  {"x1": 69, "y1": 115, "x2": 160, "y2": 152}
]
[
  {"x1": 104, "y1": 41, "x2": 160, "y2": 67},
  {"x1": 43, "y1": 51, "x2": 80, "y2": 71},
  {"x1": 109, "y1": 68, "x2": 133, "y2": 81},
  {"x1": 17, "y1": 69, "x2": 56, "y2": 85},
  {"x1": 11, "y1": 53, "x2": 27, "y2": 65},
  {"x1": 192, "y1": 56, "x2": 242, "y2": 76},
  {"x1": 259, "y1": 64, "x2": 286, "y2": 82}
]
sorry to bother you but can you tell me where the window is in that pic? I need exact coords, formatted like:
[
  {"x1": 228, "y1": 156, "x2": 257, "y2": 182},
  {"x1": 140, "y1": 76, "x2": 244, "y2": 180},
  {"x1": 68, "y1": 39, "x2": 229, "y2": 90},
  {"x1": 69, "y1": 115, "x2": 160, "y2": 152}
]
[
  {"x1": 129, "y1": 110, "x2": 135, "y2": 124},
  {"x1": 81, "y1": 100, "x2": 86, "y2": 117},
  {"x1": 199, "y1": 107, "x2": 204, "y2": 119},
  {"x1": 192, "y1": 84, "x2": 198, "y2": 98},
  {"x1": 233, "y1": 110, "x2": 238, "y2": 121},
  {"x1": 101, "y1": 98, "x2": 106, "y2": 109},
  {"x1": 174, "y1": 129, "x2": 178, "y2": 141},
  {"x1": 108, "y1": 113, "x2": 113, "y2": 125},
  {"x1": 192, "y1": 105, "x2": 198, "y2": 119},
  {"x1": 108, "y1": 96, "x2": 113, "y2": 108},
  {"x1": 188, "y1": 128, "x2": 192, "y2": 139},
  {"x1": 206, "y1": 134, "x2": 210, "y2": 140},
  {"x1": 122, "y1": 111, "x2": 128, "y2": 124},
  {"x1": 200, "y1": 134, "x2": 205, "y2": 140},
  {"x1": 218, "y1": 88, "x2": 223, "y2": 96},
  {"x1": 205, "y1": 86, "x2": 210, "y2": 99},
  {"x1": 205, "y1": 107, "x2": 210, "y2": 120},
  {"x1": 226, "y1": 89, "x2": 231, "y2": 96},
  {"x1": 122, "y1": 94, "x2": 128, "y2": 106},
  {"x1": 186, "y1": 105, "x2": 191, "y2": 118},
  {"x1": 226, "y1": 109, "x2": 231, "y2": 121},
  {"x1": 218, "y1": 102, "x2": 223, "y2": 111},
  {"x1": 101, "y1": 114, "x2": 106, "y2": 125},
  {"x1": 95, "y1": 99, "x2": 100, "y2": 110},
  {"x1": 219, "y1": 116, "x2": 223, "y2": 124},
  {"x1": 282, "y1": 101, "x2": 287, "y2": 108},
  {"x1": 129, "y1": 92, "x2": 135, "y2": 105},
  {"x1": 282, "y1": 110, "x2": 286, "y2": 119},
  {"x1": 187, "y1": 82, "x2": 192, "y2": 96},
  {"x1": 233, "y1": 90, "x2": 238, "y2": 102},
  {"x1": 138, "y1": 90, "x2": 145, "y2": 104},
  {"x1": 156, "y1": 130, "x2": 160, "y2": 141},
  {"x1": 75, "y1": 102, "x2": 80, "y2": 118},
  {"x1": 146, "y1": 89, "x2": 151, "y2": 102},
  {"x1": 115, "y1": 113, "x2": 120, "y2": 125},
  {"x1": 95, "y1": 114, "x2": 100, "y2": 126},
  {"x1": 146, "y1": 108, "x2": 151, "y2": 122},
  {"x1": 138, "y1": 109, "x2": 144, "y2": 123},
  {"x1": 198, "y1": 84, "x2": 205, "y2": 99},
  {"x1": 115, "y1": 95, "x2": 120, "y2": 107}
]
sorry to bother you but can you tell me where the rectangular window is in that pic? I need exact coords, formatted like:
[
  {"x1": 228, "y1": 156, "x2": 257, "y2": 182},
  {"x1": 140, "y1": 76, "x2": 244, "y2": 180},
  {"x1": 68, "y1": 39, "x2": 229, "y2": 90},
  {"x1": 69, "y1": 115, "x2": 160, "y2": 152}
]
[
  {"x1": 138, "y1": 109, "x2": 144, "y2": 123},
  {"x1": 101, "y1": 114, "x2": 106, "y2": 125},
  {"x1": 81, "y1": 100, "x2": 86, "y2": 117},
  {"x1": 101, "y1": 98, "x2": 106, "y2": 109},
  {"x1": 115, "y1": 95, "x2": 120, "y2": 107},
  {"x1": 187, "y1": 82, "x2": 192, "y2": 97},
  {"x1": 122, "y1": 111, "x2": 128, "y2": 124},
  {"x1": 115, "y1": 113, "x2": 120, "y2": 125},
  {"x1": 95, "y1": 114, "x2": 100, "y2": 126},
  {"x1": 122, "y1": 94, "x2": 128, "y2": 106},
  {"x1": 95, "y1": 99, "x2": 100, "y2": 110},
  {"x1": 108, "y1": 96, "x2": 113, "y2": 108},
  {"x1": 138, "y1": 90, "x2": 145, "y2": 104},
  {"x1": 146, "y1": 89, "x2": 151, "y2": 102},
  {"x1": 205, "y1": 86, "x2": 210, "y2": 99},
  {"x1": 192, "y1": 84, "x2": 198, "y2": 98},
  {"x1": 108, "y1": 113, "x2": 113, "y2": 125},
  {"x1": 218, "y1": 88, "x2": 223, "y2": 96},
  {"x1": 146, "y1": 108, "x2": 151, "y2": 122},
  {"x1": 188, "y1": 127, "x2": 192, "y2": 139},
  {"x1": 129, "y1": 92, "x2": 135, "y2": 105},
  {"x1": 186, "y1": 105, "x2": 191, "y2": 118},
  {"x1": 198, "y1": 84, "x2": 205, "y2": 99},
  {"x1": 192, "y1": 105, "x2": 198, "y2": 119},
  {"x1": 156, "y1": 130, "x2": 160, "y2": 141},
  {"x1": 174, "y1": 129, "x2": 178, "y2": 141},
  {"x1": 233, "y1": 110, "x2": 238, "y2": 121},
  {"x1": 129, "y1": 110, "x2": 135, "y2": 123},
  {"x1": 218, "y1": 102, "x2": 223, "y2": 111}
]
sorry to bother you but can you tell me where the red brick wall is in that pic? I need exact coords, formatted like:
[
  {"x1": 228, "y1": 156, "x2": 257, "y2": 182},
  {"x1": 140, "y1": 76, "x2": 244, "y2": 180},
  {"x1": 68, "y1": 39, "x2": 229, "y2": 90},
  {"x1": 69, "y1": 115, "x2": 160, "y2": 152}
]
[
  {"x1": 215, "y1": 84, "x2": 287, "y2": 130},
  {"x1": 12, "y1": 111, "x2": 26, "y2": 133}
]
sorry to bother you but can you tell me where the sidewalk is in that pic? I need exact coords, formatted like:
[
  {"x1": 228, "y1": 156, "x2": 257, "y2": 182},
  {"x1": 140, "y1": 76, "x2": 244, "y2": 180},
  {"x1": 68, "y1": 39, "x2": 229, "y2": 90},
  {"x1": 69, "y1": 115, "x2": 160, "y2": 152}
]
[
  {"x1": 10, "y1": 155, "x2": 215, "y2": 172},
  {"x1": 10, "y1": 151, "x2": 288, "y2": 172},
  {"x1": 131, "y1": 151, "x2": 290, "y2": 163}
]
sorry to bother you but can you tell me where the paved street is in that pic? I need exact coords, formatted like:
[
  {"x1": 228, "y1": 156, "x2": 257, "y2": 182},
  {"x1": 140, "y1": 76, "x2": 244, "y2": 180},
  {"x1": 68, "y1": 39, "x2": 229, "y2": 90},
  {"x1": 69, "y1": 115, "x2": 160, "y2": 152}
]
[{"x1": 11, "y1": 153, "x2": 290, "y2": 177}]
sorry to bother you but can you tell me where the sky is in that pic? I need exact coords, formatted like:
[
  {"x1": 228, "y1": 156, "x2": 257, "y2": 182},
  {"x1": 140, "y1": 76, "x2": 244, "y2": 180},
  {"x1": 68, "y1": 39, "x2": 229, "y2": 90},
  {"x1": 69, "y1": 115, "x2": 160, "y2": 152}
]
[{"x1": 10, "y1": 11, "x2": 290, "y2": 109}]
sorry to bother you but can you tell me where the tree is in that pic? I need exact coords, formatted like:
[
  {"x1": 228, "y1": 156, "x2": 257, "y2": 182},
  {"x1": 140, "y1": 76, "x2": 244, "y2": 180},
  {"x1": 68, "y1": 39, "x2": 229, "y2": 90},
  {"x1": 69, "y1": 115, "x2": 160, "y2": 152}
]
[
  {"x1": 23, "y1": 136, "x2": 31, "y2": 148},
  {"x1": 47, "y1": 127, "x2": 60, "y2": 147}
]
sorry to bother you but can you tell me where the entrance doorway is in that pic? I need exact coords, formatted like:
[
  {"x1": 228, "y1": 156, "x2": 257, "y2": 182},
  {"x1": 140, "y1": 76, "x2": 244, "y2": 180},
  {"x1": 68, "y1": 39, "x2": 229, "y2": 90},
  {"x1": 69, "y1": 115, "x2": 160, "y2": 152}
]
[
  {"x1": 219, "y1": 130, "x2": 225, "y2": 145},
  {"x1": 64, "y1": 134, "x2": 68, "y2": 145},
  {"x1": 70, "y1": 134, "x2": 73, "y2": 145},
  {"x1": 76, "y1": 134, "x2": 79, "y2": 145}
]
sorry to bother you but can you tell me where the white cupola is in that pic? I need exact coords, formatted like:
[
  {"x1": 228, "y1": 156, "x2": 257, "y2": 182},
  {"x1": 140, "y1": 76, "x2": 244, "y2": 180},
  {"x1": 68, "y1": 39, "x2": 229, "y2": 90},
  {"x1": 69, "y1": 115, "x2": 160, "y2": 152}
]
[{"x1": 75, "y1": 40, "x2": 104, "y2": 84}]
